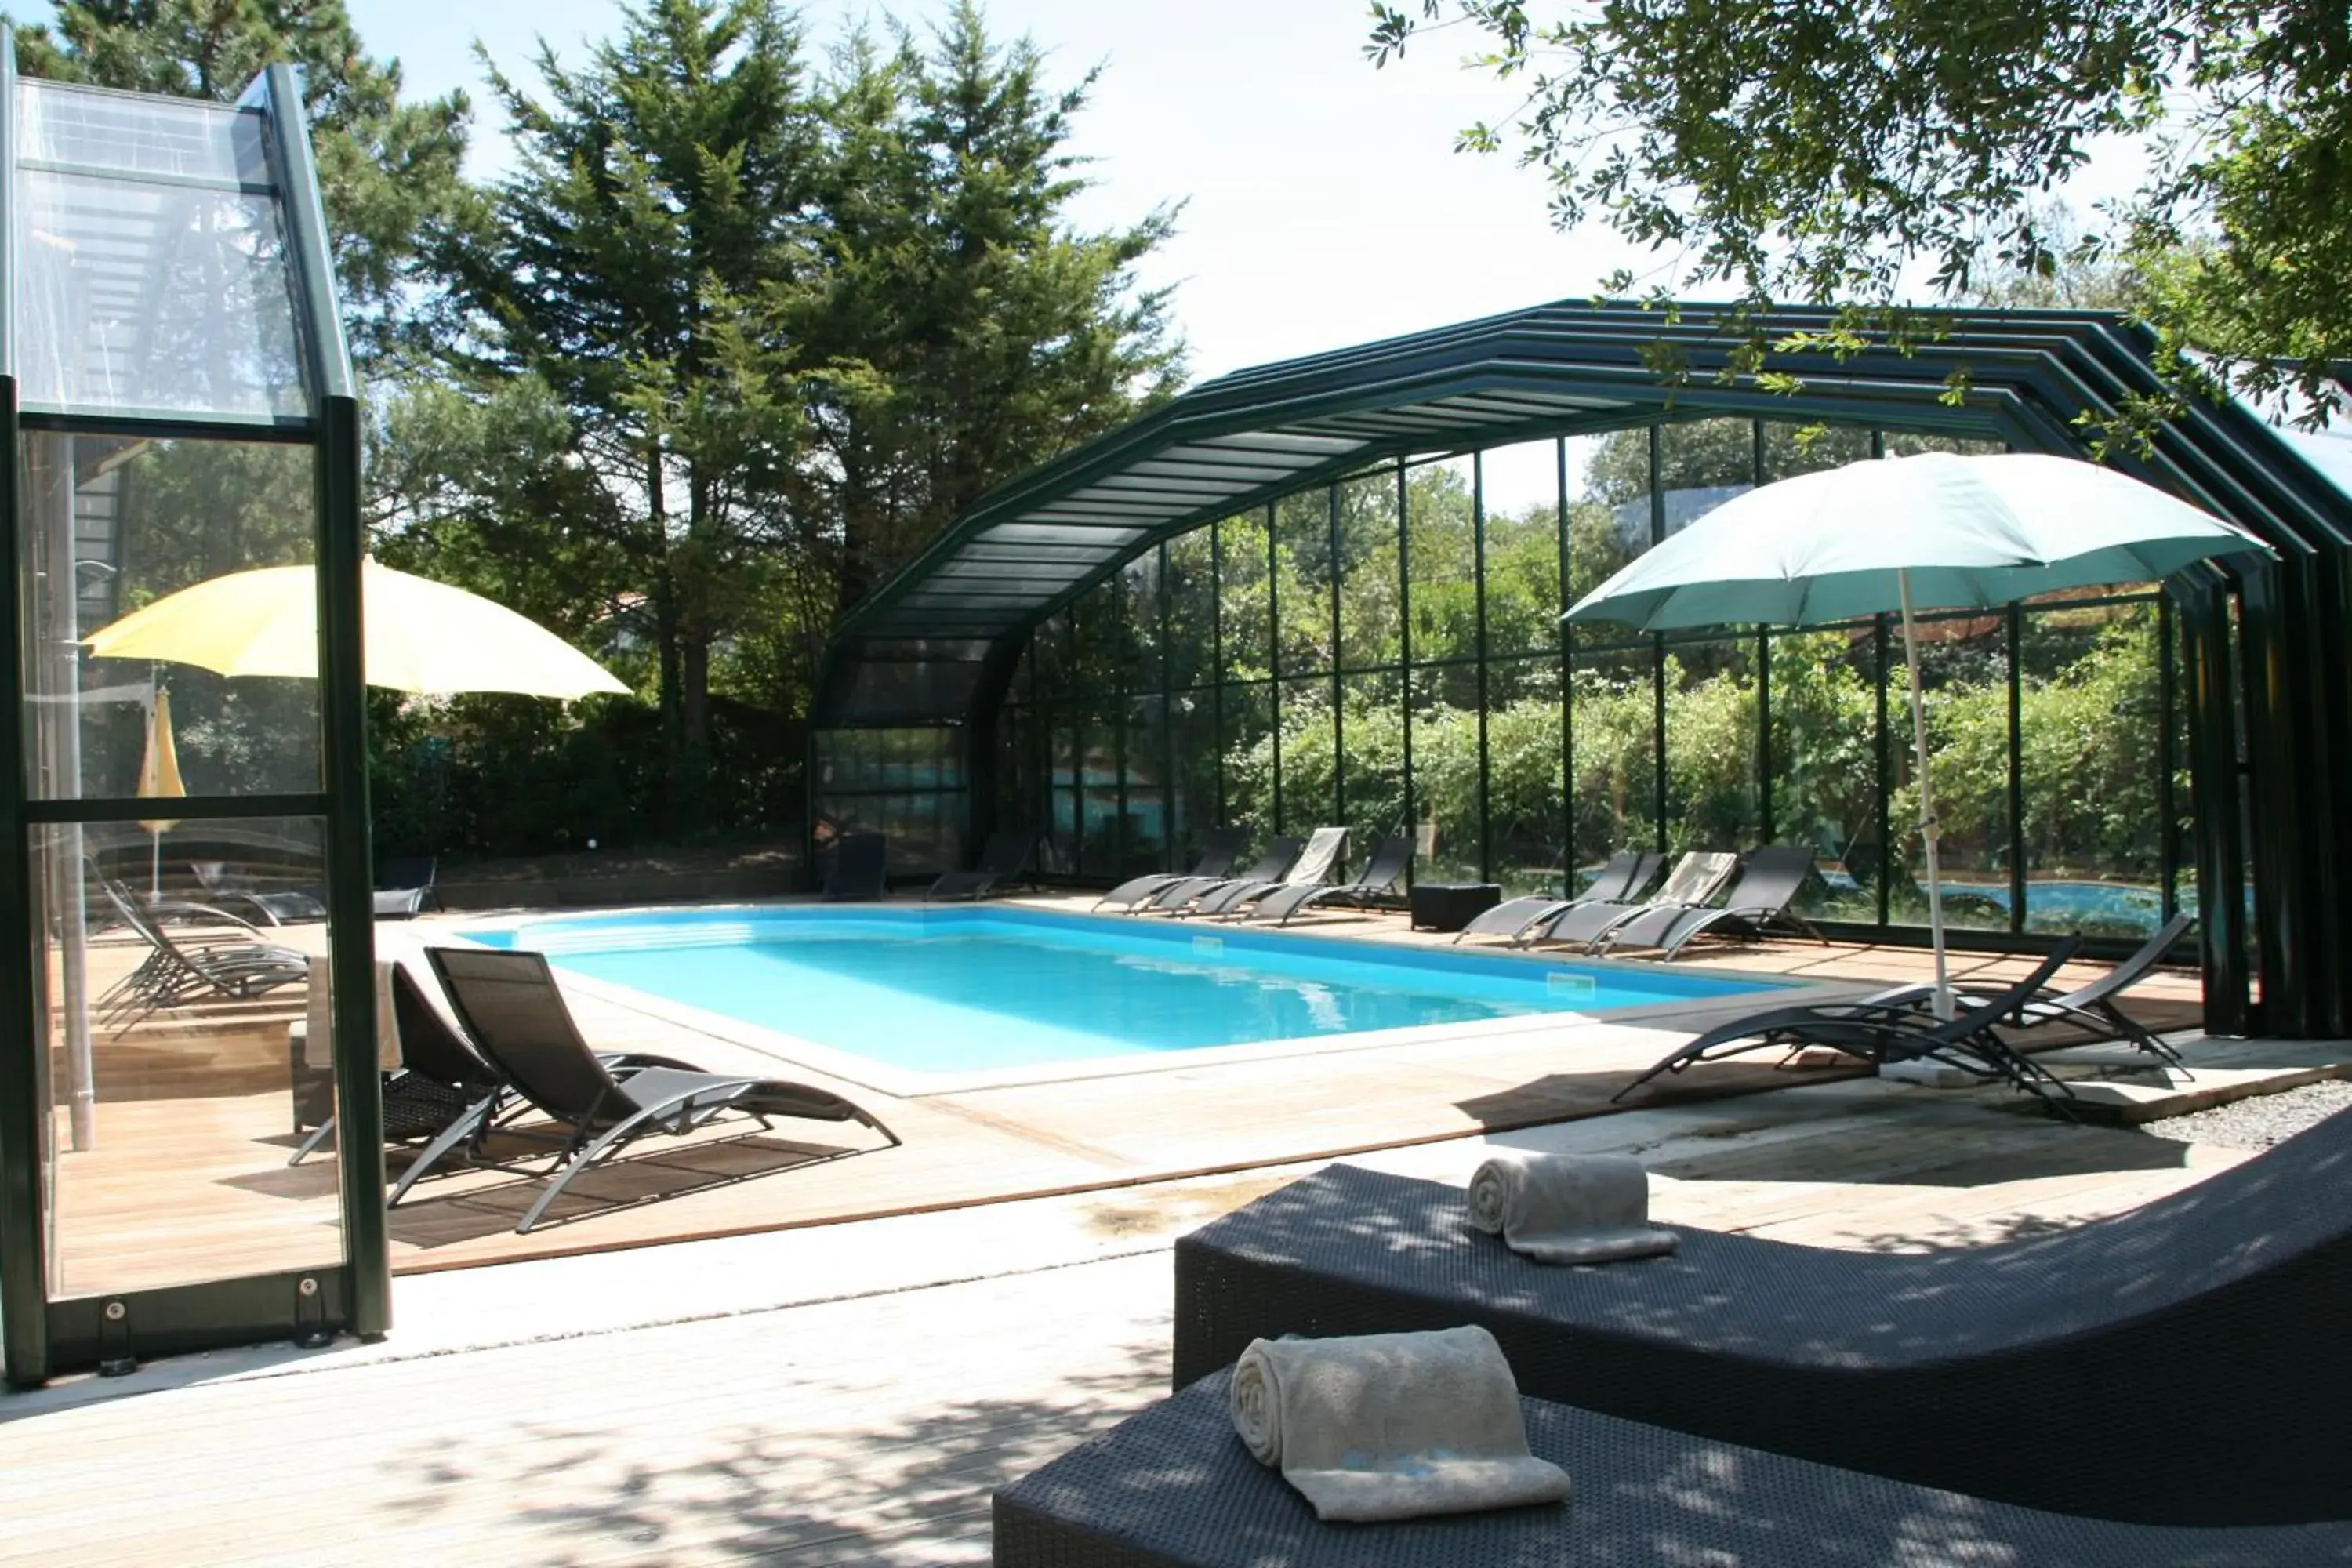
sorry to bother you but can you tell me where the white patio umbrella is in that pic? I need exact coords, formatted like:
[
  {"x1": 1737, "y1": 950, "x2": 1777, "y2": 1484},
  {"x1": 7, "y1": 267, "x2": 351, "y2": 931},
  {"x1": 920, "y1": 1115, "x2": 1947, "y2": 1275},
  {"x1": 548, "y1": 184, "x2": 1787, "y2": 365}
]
[{"x1": 1564, "y1": 451, "x2": 2272, "y2": 1018}]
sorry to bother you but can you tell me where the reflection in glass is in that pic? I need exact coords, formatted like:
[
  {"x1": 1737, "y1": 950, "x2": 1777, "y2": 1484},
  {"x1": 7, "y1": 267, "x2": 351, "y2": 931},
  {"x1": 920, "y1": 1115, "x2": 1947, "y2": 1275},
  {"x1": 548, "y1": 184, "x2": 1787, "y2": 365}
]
[
  {"x1": 36, "y1": 818, "x2": 342, "y2": 1300},
  {"x1": 23, "y1": 433, "x2": 320, "y2": 800}
]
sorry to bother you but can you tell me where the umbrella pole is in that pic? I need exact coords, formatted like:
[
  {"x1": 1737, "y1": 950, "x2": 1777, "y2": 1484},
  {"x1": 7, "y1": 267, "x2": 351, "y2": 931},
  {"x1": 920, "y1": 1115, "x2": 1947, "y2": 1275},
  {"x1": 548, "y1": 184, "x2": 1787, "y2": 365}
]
[{"x1": 1896, "y1": 570, "x2": 1953, "y2": 1021}]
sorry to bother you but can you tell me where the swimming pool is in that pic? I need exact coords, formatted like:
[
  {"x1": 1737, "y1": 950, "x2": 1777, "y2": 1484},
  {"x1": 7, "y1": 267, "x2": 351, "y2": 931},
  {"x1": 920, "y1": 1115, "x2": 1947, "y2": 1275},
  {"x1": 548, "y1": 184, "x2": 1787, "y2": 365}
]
[{"x1": 463, "y1": 906, "x2": 1791, "y2": 1076}]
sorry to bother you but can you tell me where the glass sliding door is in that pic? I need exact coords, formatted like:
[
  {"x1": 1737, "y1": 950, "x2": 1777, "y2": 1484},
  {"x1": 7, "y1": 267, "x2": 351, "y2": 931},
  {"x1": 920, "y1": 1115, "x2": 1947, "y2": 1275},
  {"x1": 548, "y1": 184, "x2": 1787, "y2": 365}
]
[{"x1": 0, "y1": 52, "x2": 382, "y2": 1385}]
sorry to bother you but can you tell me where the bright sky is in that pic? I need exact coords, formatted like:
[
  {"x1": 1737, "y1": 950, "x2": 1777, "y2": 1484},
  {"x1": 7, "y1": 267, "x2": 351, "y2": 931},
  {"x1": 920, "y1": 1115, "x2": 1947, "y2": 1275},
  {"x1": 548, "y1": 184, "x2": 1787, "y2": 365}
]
[{"x1": 24, "y1": 0, "x2": 2183, "y2": 506}]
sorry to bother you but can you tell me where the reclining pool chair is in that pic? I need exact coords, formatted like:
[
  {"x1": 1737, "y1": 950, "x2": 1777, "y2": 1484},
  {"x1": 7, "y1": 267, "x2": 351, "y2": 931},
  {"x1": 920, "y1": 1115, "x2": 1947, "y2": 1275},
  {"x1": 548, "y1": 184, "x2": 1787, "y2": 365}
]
[
  {"x1": 427, "y1": 946, "x2": 900, "y2": 1232},
  {"x1": 1451, "y1": 849, "x2": 1663, "y2": 945},
  {"x1": 1092, "y1": 827, "x2": 1247, "y2": 913},
  {"x1": 297, "y1": 958, "x2": 703, "y2": 1195},
  {"x1": 94, "y1": 877, "x2": 309, "y2": 1028},
  {"x1": 1528, "y1": 849, "x2": 1737, "y2": 951},
  {"x1": 822, "y1": 832, "x2": 889, "y2": 901},
  {"x1": 995, "y1": 1369, "x2": 2352, "y2": 1566},
  {"x1": 1170, "y1": 1102, "x2": 2352, "y2": 1526},
  {"x1": 927, "y1": 829, "x2": 1034, "y2": 901},
  {"x1": 1862, "y1": 911, "x2": 2197, "y2": 1071},
  {"x1": 1241, "y1": 833, "x2": 1413, "y2": 926},
  {"x1": 1139, "y1": 837, "x2": 1300, "y2": 915},
  {"x1": 1612, "y1": 938, "x2": 2085, "y2": 1111},
  {"x1": 1185, "y1": 826, "x2": 1348, "y2": 919},
  {"x1": 374, "y1": 857, "x2": 438, "y2": 917},
  {"x1": 1596, "y1": 844, "x2": 1825, "y2": 957}
]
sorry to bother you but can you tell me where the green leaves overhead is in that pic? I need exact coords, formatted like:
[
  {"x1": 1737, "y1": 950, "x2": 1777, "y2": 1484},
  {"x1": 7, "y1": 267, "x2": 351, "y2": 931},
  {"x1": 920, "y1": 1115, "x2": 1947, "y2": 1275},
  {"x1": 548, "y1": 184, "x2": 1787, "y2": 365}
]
[{"x1": 1367, "y1": 0, "x2": 2352, "y2": 430}]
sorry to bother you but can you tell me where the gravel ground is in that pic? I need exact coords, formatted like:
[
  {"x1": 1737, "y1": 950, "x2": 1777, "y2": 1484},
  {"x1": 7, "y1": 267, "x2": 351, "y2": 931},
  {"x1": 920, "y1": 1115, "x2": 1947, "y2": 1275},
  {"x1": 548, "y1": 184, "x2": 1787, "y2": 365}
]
[{"x1": 2143, "y1": 1078, "x2": 2352, "y2": 1149}]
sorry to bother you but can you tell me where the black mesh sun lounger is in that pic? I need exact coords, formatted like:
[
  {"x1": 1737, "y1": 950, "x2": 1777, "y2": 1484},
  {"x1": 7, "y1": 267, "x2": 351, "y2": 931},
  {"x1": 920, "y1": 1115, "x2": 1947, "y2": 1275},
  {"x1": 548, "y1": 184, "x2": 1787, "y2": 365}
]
[
  {"x1": 1451, "y1": 848, "x2": 1662, "y2": 944},
  {"x1": 1091, "y1": 827, "x2": 1247, "y2": 913},
  {"x1": 1171, "y1": 1105, "x2": 2352, "y2": 1526},
  {"x1": 1611, "y1": 938, "x2": 2086, "y2": 1110},
  {"x1": 1243, "y1": 834, "x2": 1412, "y2": 925},
  {"x1": 822, "y1": 832, "x2": 888, "y2": 902},
  {"x1": 1141, "y1": 837, "x2": 1300, "y2": 915},
  {"x1": 1864, "y1": 910, "x2": 2197, "y2": 1069},
  {"x1": 427, "y1": 946, "x2": 899, "y2": 1232},
  {"x1": 926, "y1": 829, "x2": 1034, "y2": 901},
  {"x1": 94, "y1": 877, "x2": 309, "y2": 1027},
  {"x1": 1185, "y1": 826, "x2": 1348, "y2": 918},
  {"x1": 994, "y1": 1370, "x2": 2352, "y2": 1567},
  {"x1": 1529, "y1": 849, "x2": 1737, "y2": 950},
  {"x1": 1598, "y1": 844, "x2": 1824, "y2": 956}
]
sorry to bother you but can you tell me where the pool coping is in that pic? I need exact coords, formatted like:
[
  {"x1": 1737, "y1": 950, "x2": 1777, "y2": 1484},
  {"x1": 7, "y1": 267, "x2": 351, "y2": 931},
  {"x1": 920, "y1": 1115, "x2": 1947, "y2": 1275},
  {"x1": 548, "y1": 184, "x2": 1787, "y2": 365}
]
[{"x1": 440, "y1": 901, "x2": 1860, "y2": 1099}]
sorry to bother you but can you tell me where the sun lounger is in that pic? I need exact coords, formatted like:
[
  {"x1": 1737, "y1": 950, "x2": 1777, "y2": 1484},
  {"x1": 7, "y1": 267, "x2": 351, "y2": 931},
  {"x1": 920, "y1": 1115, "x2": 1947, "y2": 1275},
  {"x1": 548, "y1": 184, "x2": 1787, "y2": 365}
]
[
  {"x1": 1861, "y1": 911, "x2": 2195, "y2": 1069},
  {"x1": 1092, "y1": 827, "x2": 1247, "y2": 913},
  {"x1": 1243, "y1": 834, "x2": 1413, "y2": 925},
  {"x1": 1611, "y1": 938, "x2": 2085, "y2": 1109},
  {"x1": 93, "y1": 877, "x2": 309, "y2": 1027},
  {"x1": 1596, "y1": 844, "x2": 1824, "y2": 956},
  {"x1": 822, "y1": 833, "x2": 889, "y2": 901},
  {"x1": 1528, "y1": 849, "x2": 1737, "y2": 949},
  {"x1": 927, "y1": 829, "x2": 1034, "y2": 901},
  {"x1": 1451, "y1": 849, "x2": 1662, "y2": 944},
  {"x1": 1141, "y1": 837, "x2": 1301, "y2": 914},
  {"x1": 1185, "y1": 826, "x2": 1348, "y2": 918},
  {"x1": 426, "y1": 946, "x2": 899, "y2": 1232},
  {"x1": 1171, "y1": 1103, "x2": 2352, "y2": 1526},
  {"x1": 372, "y1": 856, "x2": 437, "y2": 917},
  {"x1": 995, "y1": 1369, "x2": 2352, "y2": 1565}
]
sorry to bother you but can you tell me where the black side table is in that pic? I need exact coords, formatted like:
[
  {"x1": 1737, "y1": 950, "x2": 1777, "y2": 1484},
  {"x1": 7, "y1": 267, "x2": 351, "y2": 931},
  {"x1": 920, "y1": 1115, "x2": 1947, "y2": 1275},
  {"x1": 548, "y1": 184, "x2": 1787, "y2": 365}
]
[{"x1": 1408, "y1": 881, "x2": 1501, "y2": 931}]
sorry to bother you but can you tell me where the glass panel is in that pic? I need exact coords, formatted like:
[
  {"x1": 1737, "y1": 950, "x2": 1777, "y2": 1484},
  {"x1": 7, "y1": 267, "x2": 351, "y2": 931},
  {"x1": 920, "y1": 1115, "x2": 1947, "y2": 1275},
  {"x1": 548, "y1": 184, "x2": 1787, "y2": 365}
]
[
  {"x1": 1410, "y1": 666, "x2": 1480, "y2": 882},
  {"x1": 1122, "y1": 553, "x2": 1163, "y2": 695},
  {"x1": 1221, "y1": 681, "x2": 1276, "y2": 840},
  {"x1": 1570, "y1": 640, "x2": 1659, "y2": 877},
  {"x1": 1122, "y1": 694, "x2": 1169, "y2": 875},
  {"x1": 1766, "y1": 626, "x2": 1882, "y2": 920},
  {"x1": 1480, "y1": 440, "x2": 1563, "y2": 659},
  {"x1": 1339, "y1": 672, "x2": 1404, "y2": 880},
  {"x1": 1657, "y1": 417, "x2": 1756, "y2": 542},
  {"x1": 1405, "y1": 459, "x2": 1476, "y2": 666},
  {"x1": 1164, "y1": 525, "x2": 1216, "y2": 691},
  {"x1": 36, "y1": 815, "x2": 343, "y2": 1300},
  {"x1": 19, "y1": 81, "x2": 274, "y2": 183},
  {"x1": 1217, "y1": 513, "x2": 1272, "y2": 682},
  {"x1": 1486, "y1": 655, "x2": 1565, "y2": 895},
  {"x1": 1664, "y1": 635, "x2": 1757, "y2": 852},
  {"x1": 1760, "y1": 419, "x2": 1875, "y2": 481},
  {"x1": 23, "y1": 433, "x2": 320, "y2": 799},
  {"x1": 1894, "y1": 611, "x2": 2010, "y2": 933},
  {"x1": 1046, "y1": 716, "x2": 1080, "y2": 875},
  {"x1": 1882, "y1": 430, "x2": 2007, "y2": 458},
  {"x1": 1276, "y1": 677, "x2": 1336, "y2": 833},
  {"x1": 1567, "y1": 432, "x2": 1641, "y2": 602},
  {"x1": 2019, "y1": 601, "x2": 2166, "y2": 937},
  {"x1": 1273, "y1": 489, "x2": 1333, "y2": 675},
  {"x1": 1335, "y1": 470, "x2": 1400, "y2": 671},
  {"x1": 16, "y1": 167, "x2": 310, "y2": 420},
  {"x1": 1167, "y1": 683, "x2": 1221, "y2": 851}
]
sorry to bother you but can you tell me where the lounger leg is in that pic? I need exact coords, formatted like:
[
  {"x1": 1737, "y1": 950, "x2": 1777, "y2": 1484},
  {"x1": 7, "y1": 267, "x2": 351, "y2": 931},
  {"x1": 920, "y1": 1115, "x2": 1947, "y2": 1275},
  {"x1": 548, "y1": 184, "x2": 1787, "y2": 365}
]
[
  {"x1": 387, "y1": 1093, "x2": 503, "y2": 1207},
  {"x1": 288, "y1": 1116, "x2": 337, "y2": 1167}
]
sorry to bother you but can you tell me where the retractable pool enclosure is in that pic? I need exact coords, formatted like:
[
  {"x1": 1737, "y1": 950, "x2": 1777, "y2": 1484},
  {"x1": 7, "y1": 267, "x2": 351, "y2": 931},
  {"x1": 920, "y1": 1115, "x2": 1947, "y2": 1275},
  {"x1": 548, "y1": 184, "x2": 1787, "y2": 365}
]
[
  {"x1": 0, "y1": 43, "x2": 383, "y2": 1384},
  {"x1": 814, "y1": 301, "x2": 2352, "y2": 1039}
]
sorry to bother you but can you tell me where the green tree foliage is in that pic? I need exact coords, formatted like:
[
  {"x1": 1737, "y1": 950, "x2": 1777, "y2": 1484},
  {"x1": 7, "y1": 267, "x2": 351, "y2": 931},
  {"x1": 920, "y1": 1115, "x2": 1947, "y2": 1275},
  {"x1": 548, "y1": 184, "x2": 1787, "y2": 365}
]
[
  {"x1": 16, "y1": 0, "x2": 470, "y2": 364},
  {"x1": 1364, "y1": 0, "x2": 2352, "y2": 428}
]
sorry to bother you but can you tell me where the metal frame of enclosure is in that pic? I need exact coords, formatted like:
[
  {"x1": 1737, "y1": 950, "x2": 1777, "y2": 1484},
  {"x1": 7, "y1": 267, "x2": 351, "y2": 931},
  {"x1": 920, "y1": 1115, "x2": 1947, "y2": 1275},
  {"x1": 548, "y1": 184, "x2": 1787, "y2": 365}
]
[
  {"x1": 815, "y1": 301, "x2": 2352, "y2": 1040},
  {"x1": 0, "y1": 42, "x2": 382, "y2": 1385}
]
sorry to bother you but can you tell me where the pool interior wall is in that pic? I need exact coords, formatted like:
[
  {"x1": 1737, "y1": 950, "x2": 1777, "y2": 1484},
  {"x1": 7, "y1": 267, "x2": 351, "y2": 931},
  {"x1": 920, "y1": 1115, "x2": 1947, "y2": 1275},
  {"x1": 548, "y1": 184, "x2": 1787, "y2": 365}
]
[{"x1": 463, "y1": 905, "x2": 1796, "y2": 1076}]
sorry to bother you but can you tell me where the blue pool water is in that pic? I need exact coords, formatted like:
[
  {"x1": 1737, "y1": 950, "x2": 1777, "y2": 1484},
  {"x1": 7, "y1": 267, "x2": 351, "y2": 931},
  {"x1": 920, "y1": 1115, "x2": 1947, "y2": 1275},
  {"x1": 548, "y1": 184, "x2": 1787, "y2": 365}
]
[{"x1": 466, "y1": 906, "x2": 1789, "y2": 1074}]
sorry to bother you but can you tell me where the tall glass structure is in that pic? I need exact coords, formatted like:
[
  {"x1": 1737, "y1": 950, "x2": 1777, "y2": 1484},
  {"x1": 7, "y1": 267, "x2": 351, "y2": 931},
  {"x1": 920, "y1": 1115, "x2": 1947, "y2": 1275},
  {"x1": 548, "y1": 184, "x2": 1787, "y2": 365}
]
[
  {"x1": 816, "y1": 302, "x2": 2352, "y2": 1039},
  {"x1": 0, "y1": 45, "x2": 383, "y2": 1385}
]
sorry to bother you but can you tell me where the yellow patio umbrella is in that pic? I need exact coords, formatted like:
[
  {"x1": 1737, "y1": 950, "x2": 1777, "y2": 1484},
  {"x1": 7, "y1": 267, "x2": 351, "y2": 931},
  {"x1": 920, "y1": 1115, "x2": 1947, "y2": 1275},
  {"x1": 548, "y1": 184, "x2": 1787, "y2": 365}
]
[
  {"x1": 136, "y1": 688, "x2": 185, "y2": 892},
  {"x1": 82, "y1": 560, "x2": 629, "y2": 699}
]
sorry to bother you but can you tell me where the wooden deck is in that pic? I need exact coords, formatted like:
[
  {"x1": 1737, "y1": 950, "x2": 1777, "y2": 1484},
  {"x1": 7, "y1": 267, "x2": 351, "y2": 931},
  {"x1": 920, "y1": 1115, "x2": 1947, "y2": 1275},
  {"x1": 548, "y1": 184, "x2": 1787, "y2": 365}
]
[{"x1": 41, "y1": 896, "x2": 2212, "y2": 1295}]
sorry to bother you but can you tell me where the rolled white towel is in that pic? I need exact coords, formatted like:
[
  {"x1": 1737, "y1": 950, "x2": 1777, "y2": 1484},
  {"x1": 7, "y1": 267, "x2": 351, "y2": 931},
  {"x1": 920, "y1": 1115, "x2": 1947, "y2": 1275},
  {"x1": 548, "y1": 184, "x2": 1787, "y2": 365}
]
[
  {"x1": 1229, "y1": 1325, "x2": 1571, "y2": 1523},
  {"x1": 1467, "y1": 1149, "x2": 1678, "y2": 1265}
]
